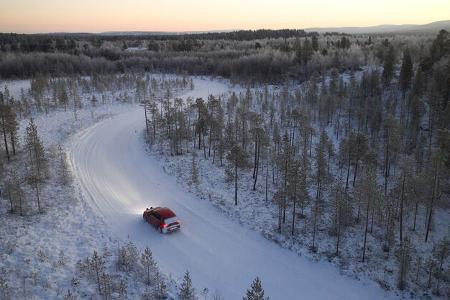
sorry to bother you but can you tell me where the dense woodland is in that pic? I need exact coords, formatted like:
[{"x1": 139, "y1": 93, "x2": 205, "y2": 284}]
[
  {"x1": 140, "y1": 30, "x2": 450, "y2": 296},
  {"x1": 0, "y1": 28, "x2": 449, "y2": 298},
  {"x1": 0, "y1": 29, "x2": 441, "y2": 83}
]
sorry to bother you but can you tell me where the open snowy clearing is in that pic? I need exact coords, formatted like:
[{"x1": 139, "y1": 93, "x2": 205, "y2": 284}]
[{"x1": 67, "y1": 79, "x2": 396, "y2": 299}]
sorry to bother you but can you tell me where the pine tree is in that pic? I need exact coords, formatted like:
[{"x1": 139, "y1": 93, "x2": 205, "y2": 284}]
[
  {"x1": 332, "y1": 179, "x2": 349, "y2": 256},
  {"x1": 278, "y1": 133, "x2": 293, "y2": 224},
  {"x1": 0, "y1": 101, "x2": 12, "y2": 161},
  {"x1": 273, "y1": 189, "x2": 285, "y2": 233},
  {"x1": 58, "y1": 145, "x2": 70, "y2": 185},
  {"x1": 429, "y1": 30, "x2": 450, "y2": 65},
  {"x1": 311, "y1": 131, "x2": 328, "y2": 251},
  {"x1": 432, "y1": 238, "x2": 449, "y2": 294},
  {"x1": 191, "y1": 151, "x2": 200, "y2": 187},
  {"x1": 287, "y1": 159, "x2": 300, "y2": 235},
  {"x1": 397, "y1": 159, "x2": 414, "y2": 244},
  {"x1": 0, "y1": 99, "x2": 19, "y2": 157},
  {"x1": 399, "y1": 48, "x2": 413, "y2": 94},
  {"x1": 58, "y1": 85, "x2": 69, "y2": 110},
  {"x1": 141, "y1": 246, "x2": 157, "y2": 285},
  {"x1": 89, "y1": 251, "x2": 105, "y2": 294},
  {"x1": 194, "y1": 98, "x2": 207, "y2": 150},
  {"x1": 91, "y1": 95, "x2": 97, "y2": 107},
  {"x1": 5, "y1": 170, "x2": 25, "y2": 215},
  {"x1": 383, "y1": 115, "x2": 402, "y2": 195},
  {"x1": 359, "y1": 167, "x2": 380, "y2": 262},
  {"x1": 25, "y1": 118, "x2": 47, "y2": 213},
  {"x1": 425, "y1": 152, "x2": 441, "y2": 243},
  {"x1": 227, "y1": 144, "x2": 248, "y2": 205},
  {"x1": 311, "y1": 35, "x2": 319, "y2": 52},
  {"x1": 250, "y1": 122, "x2": 265, "y2": 191},
  {"x1": 396, "y1": 238, "x2": 412, "y2": 290},
  {"x1": 179, "y1": 270, "x2": 195, "y2": 300},
  {"x1": 154, "y1": 272, "x2": 168, "y2": 299},
  {"x1": 382, "y1": 46, "x2": 396, "y2": 86},
  {"x1": 243, "y1": 277, "x2": 268, "y2": 300}
]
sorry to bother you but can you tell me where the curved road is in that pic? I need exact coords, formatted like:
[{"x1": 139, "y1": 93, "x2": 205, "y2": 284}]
[{"x1": 68, "y1": 84, "x2": 393, "y2": 299}]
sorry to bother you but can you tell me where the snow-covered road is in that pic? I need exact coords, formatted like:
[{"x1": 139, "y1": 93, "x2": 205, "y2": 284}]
[{"x1": 68, "y1": 80, "x2": 394, "y2": 299}]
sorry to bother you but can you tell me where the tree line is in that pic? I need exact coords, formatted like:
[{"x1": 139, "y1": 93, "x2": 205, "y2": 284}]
[{"x1": 2, "y1": 29, "x2": 442, "y2": 83}]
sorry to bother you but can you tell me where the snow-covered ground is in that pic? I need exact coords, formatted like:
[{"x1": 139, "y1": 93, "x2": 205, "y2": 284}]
[
  {"x1": 0, "y1": 74, "x2": 189, "y2": 299},
  {"x1": 0, "y1": 102, "x2": 135, "y2": 298},
  {"x1": 67, "y1": 79, "x2": 397, "y2": 299},
  {"x1": 3, "y1": 74, "x2": 429, "y2": 299}
]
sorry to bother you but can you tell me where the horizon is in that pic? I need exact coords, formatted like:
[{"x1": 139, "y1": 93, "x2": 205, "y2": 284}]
[
  {"x1": 1, "y1": 0, "x2": 450, "y2": 34},
  {"x1": 1, "y1": 19, "x2": 449, "y2": 35}
]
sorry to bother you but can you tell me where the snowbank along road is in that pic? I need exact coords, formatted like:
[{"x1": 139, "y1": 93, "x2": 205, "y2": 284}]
[{"x1": 68, "y1": 78, "x2": 396, "y2": 299}]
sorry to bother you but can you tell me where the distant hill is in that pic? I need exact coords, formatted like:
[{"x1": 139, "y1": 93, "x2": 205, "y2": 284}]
[
  {"x1": 9, "y1": 20, "x2": 449, "y2": 37},
  {"x1": 304, "y1": 20, "x2": 450, "y2": 34}
]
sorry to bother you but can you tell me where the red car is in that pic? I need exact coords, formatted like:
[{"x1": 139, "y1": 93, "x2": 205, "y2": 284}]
[{"x1": 143, "y1": 207, "x2": 181, "y2": 233}]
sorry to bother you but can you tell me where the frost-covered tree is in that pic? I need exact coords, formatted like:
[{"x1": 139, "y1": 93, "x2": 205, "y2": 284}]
[
  {"x1": 179, "y1": 270, "x2": 195, "y2": 300},
  {"x1": 117, "y1": 241, "x2": 139, "y2": 272},
  {"x1": 382, "y1": 45, "x2": 396, "y2": 86},
  {"x1": 0, "y1": 267, "x2": 11, "y2": 300},
  {"x1": 226, "y1": 144, "x2": 248, "y2": 205},
  {"x1": 383, "y1": 114, "x2": 402, "y2": 195},
  {"x1": 332, "y1": 179, "x2": 351, "y2": 256},
  {"x1": 154, "y1": 272, "x2": 168, "y2": 299},
  {"x1": 91, "y1": 95, "x2": 97, "y2": 107},
  {"x1": 243, "y1": 277, "x2": 268, "y2": 300},
  {"x1": 89, "y1": 251, "x2": 105, "y2": 294},
  {"x1": 311, "y1": 131, "x2": 329, "y2": 251},
  {"x1": 190, "y1": 151, "x2": 200, "y2": 187},
  {"x1": 432, "y1": 238, "x2": 449, "y2": 294},
  {"x1": 396, "y1": 238, "x2": 412, "y2": 290},
  {"x1": 57, "y1": 145, "x2": 71, "y2": 185},
  {"x1": 141, "y1": 246, "x2": 157, "y2": 285},
  {"x1": 24, "y1": 118, "x2": 47, "y2": 213},
  {"x1": 359, "y1": 167, "x2": 380, "y2": 262},
  {"x1": 278, "y1": 133, "x2": 293, "y2": 224},
  {"x1": 0, "y1": 100, "x2": 18, "y2": 160},
  {"x1": 5, "y1": 170, "x2": 25, "y2": 215},
  {"x1": 399, "y1": 48, "x2": 413, "y2": 94}
]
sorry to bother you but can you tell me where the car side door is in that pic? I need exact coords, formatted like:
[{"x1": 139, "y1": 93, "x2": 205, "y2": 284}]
[{"x1": 149, "y1": 211, "x2": 161, "y2": 228}]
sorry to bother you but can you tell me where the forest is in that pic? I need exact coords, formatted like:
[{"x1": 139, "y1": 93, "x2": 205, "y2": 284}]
[
  {"x1": 0, "y1": 29, "x2": 407, "y2": 82},
  {"x1": 0, "y1": 27, "x2": 449, "y2": 299},
  {"x1": 139, "y1": 29, "x2": 450, "y2": 296}
]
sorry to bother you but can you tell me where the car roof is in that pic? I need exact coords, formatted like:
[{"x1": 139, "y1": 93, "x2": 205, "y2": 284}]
[{"x1": 154, "y1": 207, "x2": 176, "y2": 218}]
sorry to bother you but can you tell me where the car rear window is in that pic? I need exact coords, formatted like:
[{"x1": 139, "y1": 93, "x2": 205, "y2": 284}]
[{"x1": 164, "y1": 216, "x2": 178, "y2": 224}]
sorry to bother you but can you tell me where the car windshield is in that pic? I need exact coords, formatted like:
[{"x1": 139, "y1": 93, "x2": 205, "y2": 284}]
[{"x1": 164, "y1": 216, "x2": 178, "y2": 224}]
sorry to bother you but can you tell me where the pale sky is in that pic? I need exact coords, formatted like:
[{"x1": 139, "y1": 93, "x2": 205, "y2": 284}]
[{"x1": 1, "y1": 0, "x2": 450, "y2": 33}]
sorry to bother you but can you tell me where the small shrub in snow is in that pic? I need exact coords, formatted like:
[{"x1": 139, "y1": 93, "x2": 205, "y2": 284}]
[
  {"x1": 63, "y1": 289, "x2": 77, "y2": 300},
  {"x1": 36, "y1": 248, "x2": 48, "y2": 263},
  {"x1": 58, "y1": 250, "x2": 66, "y2": 267},
  {"x1": 0, "y1": 268, "x2": 11, "y2": 300}
]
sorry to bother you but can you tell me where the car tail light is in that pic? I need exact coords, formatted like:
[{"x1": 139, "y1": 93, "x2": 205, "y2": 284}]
[{"x1": 162, "y1": 223, "x2": 168, "y2": 228}]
